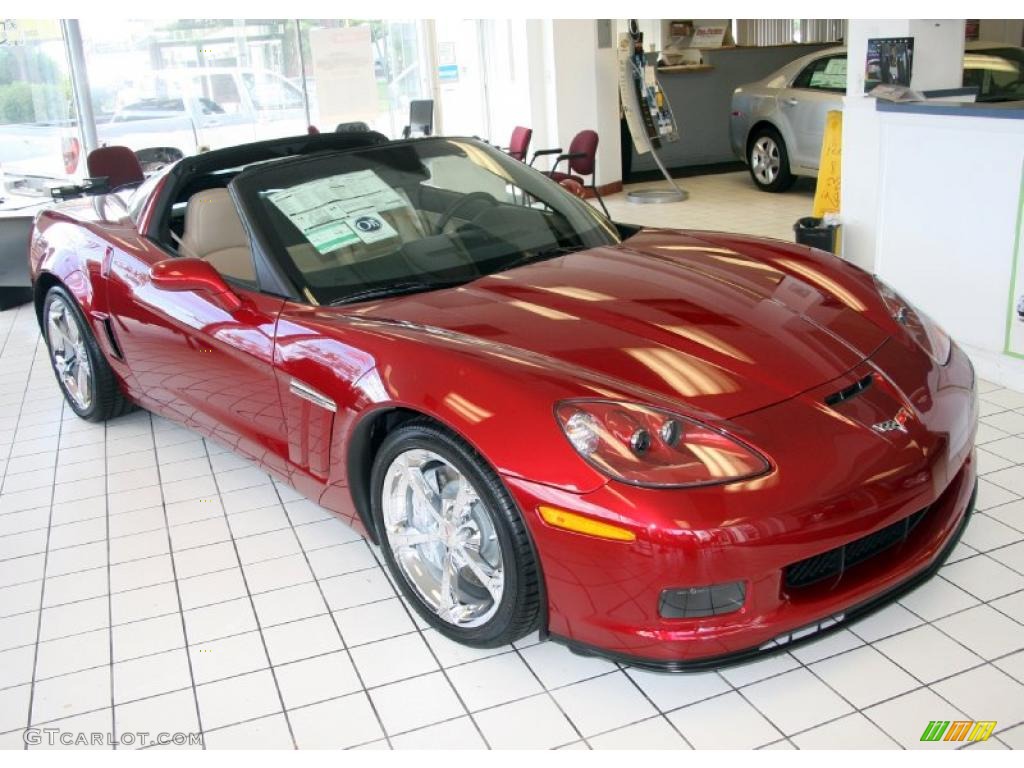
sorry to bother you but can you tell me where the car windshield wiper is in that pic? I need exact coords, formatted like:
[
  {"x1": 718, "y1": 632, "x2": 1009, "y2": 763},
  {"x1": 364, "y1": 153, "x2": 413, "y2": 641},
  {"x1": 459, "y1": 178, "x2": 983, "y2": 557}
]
[
  {"x1": 498, "y1": 244, "x2": 586, "y2": 273},
  {"x1": 329, "y1": 279, "x2": 466, "y2": 306}
]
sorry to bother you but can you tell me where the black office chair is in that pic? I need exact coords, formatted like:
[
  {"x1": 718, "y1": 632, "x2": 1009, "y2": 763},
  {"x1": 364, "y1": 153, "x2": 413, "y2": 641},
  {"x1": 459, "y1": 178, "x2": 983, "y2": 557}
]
[{"x1": 402, "y1": 100, "x2": 434, "y2": 139}]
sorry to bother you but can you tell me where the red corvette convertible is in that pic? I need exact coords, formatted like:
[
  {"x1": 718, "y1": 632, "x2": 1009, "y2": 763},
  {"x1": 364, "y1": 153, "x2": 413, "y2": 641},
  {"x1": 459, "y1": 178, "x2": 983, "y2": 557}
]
[{"x1": 29, "y1": 132, "x2": 977, "y2": 669}]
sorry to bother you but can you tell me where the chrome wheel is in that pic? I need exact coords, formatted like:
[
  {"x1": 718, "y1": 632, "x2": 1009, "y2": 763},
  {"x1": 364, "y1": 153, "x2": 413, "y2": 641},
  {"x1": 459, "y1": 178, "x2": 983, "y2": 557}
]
[
  {"x1": 381, "y1": 448, "x2": 504, "y2": 628},
  {"x1": 751, "y1": 136, "x2": 781, "y2": 185},
  {"x1": 46, "y1": 295, "x2": 93, "y2": 411}
]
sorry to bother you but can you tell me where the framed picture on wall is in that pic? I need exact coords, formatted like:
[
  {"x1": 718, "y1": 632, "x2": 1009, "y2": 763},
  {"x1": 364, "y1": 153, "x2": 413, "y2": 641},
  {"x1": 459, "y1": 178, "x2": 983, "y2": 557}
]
[{"x1": 864, "y1": 37, "x2": 914, "y2": 92}]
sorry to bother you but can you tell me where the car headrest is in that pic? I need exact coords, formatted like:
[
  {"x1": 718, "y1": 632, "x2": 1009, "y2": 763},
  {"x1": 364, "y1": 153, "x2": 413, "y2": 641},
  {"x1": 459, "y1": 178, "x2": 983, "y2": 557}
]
[{"x1": 180, "y1": 188, "x2": 248, "y2": 259}]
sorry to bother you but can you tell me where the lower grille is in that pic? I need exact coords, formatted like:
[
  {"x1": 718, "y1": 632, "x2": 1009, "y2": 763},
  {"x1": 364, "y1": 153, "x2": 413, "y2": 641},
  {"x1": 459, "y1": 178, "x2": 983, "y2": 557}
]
[{"x1": 784, "y1": 508, "x2": 928, "y2": 590}]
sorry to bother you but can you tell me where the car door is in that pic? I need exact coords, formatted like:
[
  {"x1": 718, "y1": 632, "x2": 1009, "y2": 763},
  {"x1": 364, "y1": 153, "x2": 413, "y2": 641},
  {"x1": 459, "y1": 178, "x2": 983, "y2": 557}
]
[
  {"x1": 104, "y1": 233, "x2": 291, "y2": 478},
  {"x1": 781, "y1": 54, "x2": 847, "y2": 171}
]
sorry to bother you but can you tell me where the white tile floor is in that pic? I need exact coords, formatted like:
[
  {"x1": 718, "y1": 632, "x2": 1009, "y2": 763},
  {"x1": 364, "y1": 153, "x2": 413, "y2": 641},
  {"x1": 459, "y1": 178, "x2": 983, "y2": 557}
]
[
  {"x1": 1, "y1": 172, "x2": 1023, "y2": 750},
  {"x1": 604, "y1": 171, "x2": 817, "y2": 241}
]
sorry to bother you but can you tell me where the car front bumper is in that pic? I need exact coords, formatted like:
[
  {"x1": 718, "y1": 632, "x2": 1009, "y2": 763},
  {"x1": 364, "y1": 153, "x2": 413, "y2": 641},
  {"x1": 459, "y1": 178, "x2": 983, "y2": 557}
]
[{"x1": 505, "y1": 339, "x2": 978, "y2": 669}]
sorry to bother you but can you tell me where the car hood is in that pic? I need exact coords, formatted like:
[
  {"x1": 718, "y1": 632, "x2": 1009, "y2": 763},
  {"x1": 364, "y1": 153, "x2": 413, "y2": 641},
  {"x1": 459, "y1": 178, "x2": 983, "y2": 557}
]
[{"x1": 355, "y1": 230, "x2": 889, "y2": 419}]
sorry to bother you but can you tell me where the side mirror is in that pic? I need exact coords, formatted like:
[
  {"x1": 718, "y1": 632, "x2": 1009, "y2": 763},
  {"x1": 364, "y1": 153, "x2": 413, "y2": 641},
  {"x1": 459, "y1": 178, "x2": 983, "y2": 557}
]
[
  {"x1": 150, "y1": 258, "x2": 241, "y2": 311},
  {"x1": 559, "y1": 179, "x2": 585, "y2": 199}
]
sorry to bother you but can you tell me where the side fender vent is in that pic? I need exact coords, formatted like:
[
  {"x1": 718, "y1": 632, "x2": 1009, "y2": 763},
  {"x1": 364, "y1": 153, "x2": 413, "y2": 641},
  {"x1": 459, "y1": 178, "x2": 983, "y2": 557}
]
[
  {"x1": 824, "y1": 374, "x2": 873, "y2": 407},
  {"x1": 101, "y1": 316, "x2": 124, "y2": 360}
]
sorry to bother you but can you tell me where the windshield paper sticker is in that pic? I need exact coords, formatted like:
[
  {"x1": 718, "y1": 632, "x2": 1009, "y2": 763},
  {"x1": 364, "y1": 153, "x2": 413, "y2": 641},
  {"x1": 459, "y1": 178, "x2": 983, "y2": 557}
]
[
  {"x1": 267, "y1": 169, "x2": 405, "y2": 254},
  {"x1": 344, "y1": 212, "x2": 398, "y2": 244}
]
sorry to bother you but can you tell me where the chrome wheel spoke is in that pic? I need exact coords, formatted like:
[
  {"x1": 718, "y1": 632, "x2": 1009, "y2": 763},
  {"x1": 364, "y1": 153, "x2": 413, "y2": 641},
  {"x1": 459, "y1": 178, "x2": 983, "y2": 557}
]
[
  {"x1": 401, "y1": 459, "x2": 443, "y2": 522},
  {"x1": 389, "y1": 526, "x2": 441, "y2": 549},
  {"x1": 445, "y1": 474, "x2": 478, "y2": 524},
  {"x1": 453, "y1": 476, "x2": 479, "y2": 513},
  {"x1": 435, "y1": 550, "x2": 461, "y2": 622},
  {"x1": 454, "y1": 545, "x2": 504, "y2": 602},
  {"x1": 76, "y1": 359, "x2": 91, "y2": 400},
  {"x1": 63, "y1": 312, "x2": 81, "y2": 345}
]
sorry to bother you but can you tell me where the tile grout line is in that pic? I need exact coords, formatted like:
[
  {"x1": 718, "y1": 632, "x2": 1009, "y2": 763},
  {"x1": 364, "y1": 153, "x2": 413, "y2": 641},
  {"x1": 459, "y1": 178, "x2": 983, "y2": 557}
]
[
  {"x1": 145, "y1": 411, "x2": 207, "y2": 749},
  {"x1": 265, "y1": 477, "x2": 395, "y2": 750},
  {"x1": 22, "y1": 341, "x2": 61, "y2": 748},
  {"x1": 103, "y1": 417, "x2": 116, "y2": 748},
  {"x1": 363, "y1": 540, "x2": 501, "y2": 748},
  {"x1": 199, "y1": 436, "x2": 298, "y2": 750},
  {"x1": 618, "y1": 666, "x2": 697, "y2": 749}
]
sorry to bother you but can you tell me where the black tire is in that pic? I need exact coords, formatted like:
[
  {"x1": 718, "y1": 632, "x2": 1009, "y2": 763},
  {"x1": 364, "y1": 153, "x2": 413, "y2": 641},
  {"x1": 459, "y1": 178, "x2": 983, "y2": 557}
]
[
  {"x1": 747, "y1": 126, "x2": 796, "y2": 193},
  {"x1": 42, "y1": 285, "x2": 135, "y2": 422},
  {"x1": 370, "y1": 418, "x2": 542, "y2": 647}
]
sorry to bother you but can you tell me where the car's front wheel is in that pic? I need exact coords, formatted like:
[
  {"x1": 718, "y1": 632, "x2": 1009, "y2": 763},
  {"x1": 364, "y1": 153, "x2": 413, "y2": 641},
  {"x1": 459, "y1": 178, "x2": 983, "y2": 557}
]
[
  {"x1": 370, "y1": 419, "x2": 541, "y2": 647},
  {"x1": 748, "y1": 127, "x2": 796, "y2": 192},
  {"x1": 43, "y1": 286, "x2": 134, "y2": 422}
]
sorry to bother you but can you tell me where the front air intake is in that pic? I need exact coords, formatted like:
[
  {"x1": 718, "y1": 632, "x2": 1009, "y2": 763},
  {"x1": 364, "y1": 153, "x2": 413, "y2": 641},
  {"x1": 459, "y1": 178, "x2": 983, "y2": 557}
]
[
  {"x1": 824, "y1": 374, "x2": 873, "y2": 407},
  {"x1": 784, "y1": 507, "x2": 928, "y2": 590}
]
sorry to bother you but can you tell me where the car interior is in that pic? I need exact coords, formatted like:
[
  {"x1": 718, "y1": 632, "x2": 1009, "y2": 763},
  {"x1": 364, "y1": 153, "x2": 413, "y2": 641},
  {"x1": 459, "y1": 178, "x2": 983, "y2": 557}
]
[{"x1": 154, "y1": 139, "x2": 612, "y2": 304}]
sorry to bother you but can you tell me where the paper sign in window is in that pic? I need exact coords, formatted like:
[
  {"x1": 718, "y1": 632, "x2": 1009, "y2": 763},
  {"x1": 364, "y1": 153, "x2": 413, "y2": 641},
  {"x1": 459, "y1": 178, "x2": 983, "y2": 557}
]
[{"x1": 267, "y1": 169, "x2": 406, "y2": 254}]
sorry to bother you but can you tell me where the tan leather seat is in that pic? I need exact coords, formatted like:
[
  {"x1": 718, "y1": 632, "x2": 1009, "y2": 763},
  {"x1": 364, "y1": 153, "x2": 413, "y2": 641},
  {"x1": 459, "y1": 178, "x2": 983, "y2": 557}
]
[{"x1": 179, "y1": 188, "x2": 256, "y2": 284}]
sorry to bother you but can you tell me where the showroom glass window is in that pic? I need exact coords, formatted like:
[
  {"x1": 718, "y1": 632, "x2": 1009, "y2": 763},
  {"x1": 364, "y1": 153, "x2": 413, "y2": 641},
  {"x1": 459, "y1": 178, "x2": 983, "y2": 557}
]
[
  {"x1": 77, "y1": 19, "x2": 433, "y2": 155},
  {"x1": 0, "y1": 19, "x2": 79, "y2": 205},
  {"x1": 297, "y1": 20, "x2": 433, "y2": 138},
  {"x1": 80, "y1": 19, "x2": 310, "y2": 153}
]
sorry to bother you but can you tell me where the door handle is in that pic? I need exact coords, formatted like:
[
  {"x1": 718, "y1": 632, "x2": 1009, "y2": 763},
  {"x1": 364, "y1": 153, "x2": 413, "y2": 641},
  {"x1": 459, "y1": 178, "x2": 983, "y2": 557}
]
[{"x1": 783, "y1": 97, "x2": 800, "y2": 107}]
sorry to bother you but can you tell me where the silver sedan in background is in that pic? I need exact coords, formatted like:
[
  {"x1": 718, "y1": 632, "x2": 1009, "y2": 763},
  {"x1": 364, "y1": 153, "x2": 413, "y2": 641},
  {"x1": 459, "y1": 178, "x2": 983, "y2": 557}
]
[{"x1": 730, "y1": 42, "x2": 1024, "y2": 192}]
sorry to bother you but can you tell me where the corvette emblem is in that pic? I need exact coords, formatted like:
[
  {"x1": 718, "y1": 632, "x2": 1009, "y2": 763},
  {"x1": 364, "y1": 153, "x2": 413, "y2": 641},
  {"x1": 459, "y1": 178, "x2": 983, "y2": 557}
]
[{"x1": 873, "y1": 408, "x2": 911, "y2": 434}]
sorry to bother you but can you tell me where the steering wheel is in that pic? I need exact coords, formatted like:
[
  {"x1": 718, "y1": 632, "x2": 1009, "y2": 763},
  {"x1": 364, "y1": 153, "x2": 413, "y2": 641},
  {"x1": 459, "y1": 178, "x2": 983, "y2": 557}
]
[{"x1": 433, "y1": 191, "x2": 500, "y2": 235}]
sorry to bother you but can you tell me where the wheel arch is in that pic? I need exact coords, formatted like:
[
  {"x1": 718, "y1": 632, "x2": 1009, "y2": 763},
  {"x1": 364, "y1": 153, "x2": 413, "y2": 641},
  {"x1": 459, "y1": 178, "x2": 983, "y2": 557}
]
[
  {"x1": 33, "y1": 271, "x2": 65, "y2": 328},
  {"x1": 33, "y1": 268, "x2": 94, "y2": 330},
  {"x1": 344, "y1": 402, "x2": 550, "y2": 638},
  {"x1": 344, "y1": 405, "x2": 424, "y2": 544}
]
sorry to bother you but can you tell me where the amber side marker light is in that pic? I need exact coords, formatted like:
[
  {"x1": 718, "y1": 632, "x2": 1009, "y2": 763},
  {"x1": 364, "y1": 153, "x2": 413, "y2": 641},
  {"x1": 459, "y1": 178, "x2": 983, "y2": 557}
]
[{"x1": 538, "y1": 506, "x2": 636, "y2": 542}]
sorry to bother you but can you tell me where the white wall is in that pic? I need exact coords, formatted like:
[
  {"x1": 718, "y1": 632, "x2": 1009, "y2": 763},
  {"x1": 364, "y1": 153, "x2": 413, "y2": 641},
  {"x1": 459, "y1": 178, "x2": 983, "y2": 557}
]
[
  {"x1": 546, "y1": 20, "x2": 622, "y2": 187},
  {"x1": 872, "y1": 110, "x2": 1024, "y2": 388},
  {"x1": 841, "y1": 19, "x2": 965, "y2": 271}
]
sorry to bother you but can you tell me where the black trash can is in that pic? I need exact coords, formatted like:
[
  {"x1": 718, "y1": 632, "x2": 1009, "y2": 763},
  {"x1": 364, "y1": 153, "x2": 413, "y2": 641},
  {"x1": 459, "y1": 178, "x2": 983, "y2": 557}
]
[
  {"x1": 0, "y1": 214, "x2": 34, "y2": 310},
  {"x1": 794, "y1": 216, "x2": 838, "y2": 254}
]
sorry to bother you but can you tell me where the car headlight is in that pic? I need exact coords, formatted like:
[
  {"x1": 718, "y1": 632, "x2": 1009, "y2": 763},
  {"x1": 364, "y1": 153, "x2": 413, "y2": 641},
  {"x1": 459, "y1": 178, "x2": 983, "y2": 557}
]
[
  {"x1": 873, "y1": 277, "x2": 951, "y2": 365},
  {"x1": 555, "y1": 400, "x2": 770, "y2": 488}
]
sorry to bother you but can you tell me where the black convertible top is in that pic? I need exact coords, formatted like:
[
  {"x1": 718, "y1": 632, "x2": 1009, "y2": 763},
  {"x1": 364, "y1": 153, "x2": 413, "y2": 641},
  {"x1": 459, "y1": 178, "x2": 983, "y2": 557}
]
[
  {"x1": 143, "y1": 129, "x2": 390, "y2": 242},
  {"x1": 167, "y1": 130, "x2": 389, "y2": 179}
]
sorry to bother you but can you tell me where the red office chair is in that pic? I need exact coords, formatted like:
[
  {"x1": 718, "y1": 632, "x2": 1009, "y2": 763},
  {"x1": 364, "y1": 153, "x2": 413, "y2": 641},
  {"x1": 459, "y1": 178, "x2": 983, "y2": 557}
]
[
  {"x1": 532, "y1": 130, "x2": 608, "y2": 217},
  {"x1": 504, "y1": 126, "x2": 533, "y2": 162},
  {"x1": 86, "y1": 146, "x2": 145, "y2": 192},
  {"x1": 307, "y1": 124, "x2": 321, "y2": 135}
]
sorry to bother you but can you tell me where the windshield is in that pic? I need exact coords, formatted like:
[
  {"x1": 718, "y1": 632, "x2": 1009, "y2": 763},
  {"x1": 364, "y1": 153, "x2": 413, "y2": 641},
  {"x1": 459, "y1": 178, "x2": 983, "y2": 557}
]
[
  {"x1": 231, "y1": 138, "x2": 620, "y2": 305},
  {"x1": 964, "y1": 48, "x2": 1024, "y2": 102}
]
